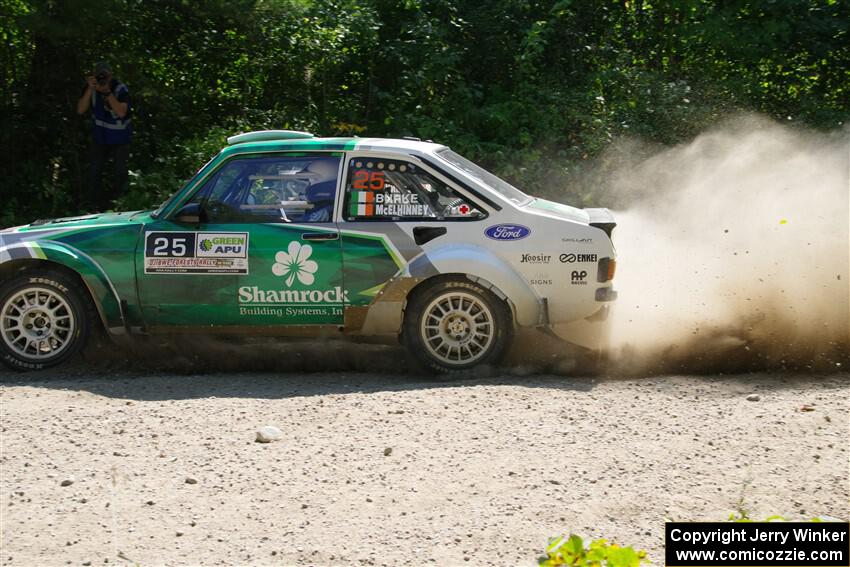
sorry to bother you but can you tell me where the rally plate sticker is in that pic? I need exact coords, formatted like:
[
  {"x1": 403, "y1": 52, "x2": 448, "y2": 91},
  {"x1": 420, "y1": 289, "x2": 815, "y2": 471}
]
[{"x1": 144, "y1": 231, "x2": 249, "y2": 274}]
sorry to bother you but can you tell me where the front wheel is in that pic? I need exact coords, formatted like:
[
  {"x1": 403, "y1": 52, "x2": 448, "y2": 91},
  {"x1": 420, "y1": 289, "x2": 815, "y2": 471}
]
[
  {"x1": 403, "y1": 279, "x2": 513, "y2": 374},
  {"x1": 0, "y1": 270, "x2": 93, "y2": 371}
]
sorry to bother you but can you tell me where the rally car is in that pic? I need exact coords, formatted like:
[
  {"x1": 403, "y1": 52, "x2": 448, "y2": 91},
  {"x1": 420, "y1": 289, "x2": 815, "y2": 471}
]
[{"x1": 0, "y1": 130, "x2": 617, "y2": 373}]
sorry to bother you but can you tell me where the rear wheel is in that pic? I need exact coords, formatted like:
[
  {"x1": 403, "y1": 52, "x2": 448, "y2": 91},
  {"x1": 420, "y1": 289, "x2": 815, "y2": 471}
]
[
  {"x1": 0, "y1": 270, "x2": 93, "y2": 371},
  {"x1": 403, "y1": 279, "x2": 512, "y2": 374}
]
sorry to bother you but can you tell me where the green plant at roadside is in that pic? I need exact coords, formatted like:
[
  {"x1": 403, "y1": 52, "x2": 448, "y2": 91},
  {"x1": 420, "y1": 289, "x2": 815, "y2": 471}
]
[
  {"x1": 539, "y1": 534, "x2": 648, "y2": 567},
  {"x1": 540, "y1": 513, "x2": 843, "y2": 565}
]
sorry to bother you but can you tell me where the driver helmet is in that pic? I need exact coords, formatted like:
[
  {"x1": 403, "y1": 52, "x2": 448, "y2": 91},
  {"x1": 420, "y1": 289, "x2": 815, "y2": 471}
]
[{"x1": 305, "y1": 159, "x2": 339, "y2": 202}]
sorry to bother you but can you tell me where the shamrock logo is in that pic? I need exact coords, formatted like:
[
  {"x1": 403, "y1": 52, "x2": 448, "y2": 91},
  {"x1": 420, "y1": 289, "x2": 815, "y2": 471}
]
[{"x1": 272, "y1": 241, "x2": 318, "y2": 287}]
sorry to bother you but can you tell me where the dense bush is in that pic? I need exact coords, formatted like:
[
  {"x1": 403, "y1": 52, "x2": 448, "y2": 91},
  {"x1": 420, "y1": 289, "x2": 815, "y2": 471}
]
[{"x1": 2, "y1": 0, "x2": 848, "y2": 225}]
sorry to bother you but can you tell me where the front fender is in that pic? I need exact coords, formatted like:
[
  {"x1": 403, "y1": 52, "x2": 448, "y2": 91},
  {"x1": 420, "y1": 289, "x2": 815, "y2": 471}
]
[
  {"x1": 404, "y1": 244, "x2": 542, "y2": 326},
  {"x1": 0, "y1": 241, "x2": 125, "y2": 333}
]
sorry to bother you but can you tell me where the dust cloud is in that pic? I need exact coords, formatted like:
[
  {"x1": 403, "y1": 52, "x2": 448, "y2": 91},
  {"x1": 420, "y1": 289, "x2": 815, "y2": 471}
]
[{"x1": 599, "y1": 116, "x2": 849, "y2": 373}]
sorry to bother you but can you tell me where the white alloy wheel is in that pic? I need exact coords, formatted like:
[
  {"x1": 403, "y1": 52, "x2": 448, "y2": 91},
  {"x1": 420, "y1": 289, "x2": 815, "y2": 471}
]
[
  {"x1": 1, "y1": 286, "x2": 76, "y2": 361},
  {"x1": 419, "y1": 290, "x2": 494, "y2": 365}
]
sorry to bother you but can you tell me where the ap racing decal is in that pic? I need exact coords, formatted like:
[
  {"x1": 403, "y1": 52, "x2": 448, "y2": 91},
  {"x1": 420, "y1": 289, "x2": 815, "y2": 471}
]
[
  {"x1": 485, "y1": 224, "x2": 531, "y2": 241},
  {"x1": 144, "y1": 231, "x2": 249, "y2": 274}
]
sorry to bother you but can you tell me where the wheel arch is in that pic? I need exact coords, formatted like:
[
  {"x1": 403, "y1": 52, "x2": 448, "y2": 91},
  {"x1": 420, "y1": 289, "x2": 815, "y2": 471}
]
[
  {"x1": 402, "y1": 244, "x2": 542, "y2": 327},
  {"x1": 401, "y1": 273, "x2": 516, "y2": 328},
  {"x1": 0, "y1": 246, "x2": 122, "y2": 334}
]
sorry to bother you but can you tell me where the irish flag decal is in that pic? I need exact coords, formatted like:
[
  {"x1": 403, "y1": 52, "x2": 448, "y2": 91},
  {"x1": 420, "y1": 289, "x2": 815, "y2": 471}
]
[{"x1": 350, "y1": 191, "x2": 375, "y2": 216}]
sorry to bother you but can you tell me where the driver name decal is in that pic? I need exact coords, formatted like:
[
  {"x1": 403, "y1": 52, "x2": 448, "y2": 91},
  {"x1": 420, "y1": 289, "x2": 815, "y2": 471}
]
[
  {"x1": 144, "y1": 231, "x2": 249, "y2": 274},
  {"x1": 351, "y1": 191, "x2": 428, "y2": 217}
]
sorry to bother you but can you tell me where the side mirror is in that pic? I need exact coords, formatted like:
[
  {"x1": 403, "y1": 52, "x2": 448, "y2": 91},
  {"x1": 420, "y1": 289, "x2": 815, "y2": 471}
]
[{"x1": 174, "y1": 202, "x2": 201, "y2": 224}]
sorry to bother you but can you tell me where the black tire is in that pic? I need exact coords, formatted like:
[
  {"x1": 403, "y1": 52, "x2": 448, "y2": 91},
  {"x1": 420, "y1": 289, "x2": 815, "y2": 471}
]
[
  {"x1": 402, "y1": 278, "x2": 513, "y2": 375},
  {"x1": 0, "y1": 269, "x2": 94, "y2": 371}
]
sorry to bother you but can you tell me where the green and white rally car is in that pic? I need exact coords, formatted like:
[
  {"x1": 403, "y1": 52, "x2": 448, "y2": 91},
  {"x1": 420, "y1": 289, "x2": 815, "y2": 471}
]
[{"x1": 0, "y1": 131, "x2": 617, "y2": 372}]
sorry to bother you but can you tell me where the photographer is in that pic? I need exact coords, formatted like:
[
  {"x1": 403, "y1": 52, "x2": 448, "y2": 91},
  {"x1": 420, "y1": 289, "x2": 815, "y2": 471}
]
[{"x1": 76, "y1": 61, "x2": 132, "y2": 210}]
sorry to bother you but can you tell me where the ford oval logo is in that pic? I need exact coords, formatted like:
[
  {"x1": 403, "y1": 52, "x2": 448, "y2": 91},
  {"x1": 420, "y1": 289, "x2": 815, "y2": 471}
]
[{"x1": 484, "y1": 224, "x2": 531, "y2": 241}]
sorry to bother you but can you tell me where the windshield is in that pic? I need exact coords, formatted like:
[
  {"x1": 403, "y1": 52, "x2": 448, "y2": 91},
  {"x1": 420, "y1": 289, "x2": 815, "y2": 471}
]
[
  {"x1": 151, "y1": 154, "x2": 218, "y2": 218},
  {"x1": 436, "y1": 149, "x2": 532, "y2": 206}
]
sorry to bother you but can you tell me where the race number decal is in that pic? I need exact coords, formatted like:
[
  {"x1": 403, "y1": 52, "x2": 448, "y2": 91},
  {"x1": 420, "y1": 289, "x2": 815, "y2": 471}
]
[
  {"x1": 144, "y1": 231, "x2": 249, "y2": 274},
  {"x1": 351, "y1": 170, "x2": 386, "y2": 190}
]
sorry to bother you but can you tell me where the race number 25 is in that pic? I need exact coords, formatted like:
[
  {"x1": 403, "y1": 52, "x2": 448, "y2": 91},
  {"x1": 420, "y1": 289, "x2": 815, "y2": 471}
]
[
  {"x1": 351, "y1": 170, "x2": 385, "y2": 190},
  {"x1": 144, "y1": 232, "x2": 197, "y2": 257}
]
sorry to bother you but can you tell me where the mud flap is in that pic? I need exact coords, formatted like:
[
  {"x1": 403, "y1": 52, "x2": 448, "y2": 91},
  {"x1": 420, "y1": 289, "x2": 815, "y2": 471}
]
[{"x1": 549, "y1": 305, "x2": 612, "y2": 351}]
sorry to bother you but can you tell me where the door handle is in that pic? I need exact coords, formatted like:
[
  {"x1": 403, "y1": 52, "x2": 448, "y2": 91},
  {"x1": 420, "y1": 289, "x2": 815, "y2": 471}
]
[{"x1": 301, "y1": 232, "x2": 339, "y2": 241}]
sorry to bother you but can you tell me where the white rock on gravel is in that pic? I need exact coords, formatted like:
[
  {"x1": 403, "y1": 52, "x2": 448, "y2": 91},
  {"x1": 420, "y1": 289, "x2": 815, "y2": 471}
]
[
  {"x1": 255, "y1": 426, "x2": 283, "y2": 443},
  {"x1": 746, "y1": 394, "x2": 761, "y2": 401}
]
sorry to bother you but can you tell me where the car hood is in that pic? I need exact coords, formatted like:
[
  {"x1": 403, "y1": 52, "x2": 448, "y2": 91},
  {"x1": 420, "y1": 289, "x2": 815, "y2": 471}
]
[{"x1": 1, "y1": 210, "x2": 147, "y2": 234}]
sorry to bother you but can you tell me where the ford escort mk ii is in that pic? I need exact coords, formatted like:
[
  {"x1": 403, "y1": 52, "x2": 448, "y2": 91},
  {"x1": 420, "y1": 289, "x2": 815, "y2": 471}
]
[{"x1": 0, "y1": 130, "x2": 617, "y2": 373}]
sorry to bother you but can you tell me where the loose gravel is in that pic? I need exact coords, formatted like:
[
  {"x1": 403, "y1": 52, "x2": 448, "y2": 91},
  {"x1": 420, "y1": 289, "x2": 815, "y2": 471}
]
[{"x1": 1, "y1": 366, "x2": 847, "y2": 566}]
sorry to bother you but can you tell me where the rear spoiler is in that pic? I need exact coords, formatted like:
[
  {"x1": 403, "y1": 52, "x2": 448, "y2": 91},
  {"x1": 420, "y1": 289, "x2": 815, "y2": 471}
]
[{"x1": 585, "y1": 208, "x2": 616, "y2": 237}]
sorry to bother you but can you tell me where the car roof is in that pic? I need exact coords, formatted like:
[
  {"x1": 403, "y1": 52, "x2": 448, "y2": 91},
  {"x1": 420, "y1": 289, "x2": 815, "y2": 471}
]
[{"x1": 221, "y1": 130, "x2": 448, "y2": 158}]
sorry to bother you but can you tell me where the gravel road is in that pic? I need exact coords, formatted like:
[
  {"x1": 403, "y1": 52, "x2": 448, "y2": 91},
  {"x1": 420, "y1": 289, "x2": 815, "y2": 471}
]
[{"x1": 0, "y1": 344, "x2": 847, "y2": 566}]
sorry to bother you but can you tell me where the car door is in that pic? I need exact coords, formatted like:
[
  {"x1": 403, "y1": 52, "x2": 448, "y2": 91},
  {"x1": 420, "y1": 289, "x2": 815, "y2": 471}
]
[
  {"x1": 338, "y1": 153, "x2": 488, "y2": 311},
  {"x1": 137, "y1": 152, "x2": 345, "y2": 329}
]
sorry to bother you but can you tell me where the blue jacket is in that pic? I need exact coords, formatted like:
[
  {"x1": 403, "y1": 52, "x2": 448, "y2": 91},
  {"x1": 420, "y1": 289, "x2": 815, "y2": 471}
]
[{"x1": 88, "y1": 79, "x2": 132, "y2": 145}]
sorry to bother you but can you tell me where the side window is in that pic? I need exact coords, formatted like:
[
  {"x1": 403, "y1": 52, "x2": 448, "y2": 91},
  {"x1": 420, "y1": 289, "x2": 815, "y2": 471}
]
[
  {"x1": 343, "y1": 157, "x2": 485, "y2": 221},
  {"x1": 186, "y1": 154, "x2": 340, "y2": 223}
]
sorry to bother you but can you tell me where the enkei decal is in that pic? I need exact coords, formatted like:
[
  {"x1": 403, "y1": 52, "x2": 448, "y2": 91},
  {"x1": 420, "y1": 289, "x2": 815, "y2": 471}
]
[
  {"x1": 144, "y1": 231, "x2": 249, "y2": 274},
  {"x1": 559, "y1": 253, "x2": 598, "y2": 263},
  {"x1": 484, "y1": 224, "x2": 531, "y2": 241}
]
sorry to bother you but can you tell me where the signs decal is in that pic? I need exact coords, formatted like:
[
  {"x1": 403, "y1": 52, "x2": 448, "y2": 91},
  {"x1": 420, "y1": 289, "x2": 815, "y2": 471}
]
[{"x1": 144, "y1": 231, "x2": 249, "y2": 274}]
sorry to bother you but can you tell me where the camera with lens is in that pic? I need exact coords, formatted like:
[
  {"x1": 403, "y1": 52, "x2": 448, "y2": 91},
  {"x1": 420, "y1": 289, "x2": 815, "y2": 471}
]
[{"x1": 96, "y1": 72, "x2": 109, "y2": 86}]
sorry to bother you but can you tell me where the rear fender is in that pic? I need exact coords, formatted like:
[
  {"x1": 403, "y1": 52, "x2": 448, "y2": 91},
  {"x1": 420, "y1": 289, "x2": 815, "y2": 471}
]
[{"x1": 403, "y1": 244, "x2": 542, "y2": 326}]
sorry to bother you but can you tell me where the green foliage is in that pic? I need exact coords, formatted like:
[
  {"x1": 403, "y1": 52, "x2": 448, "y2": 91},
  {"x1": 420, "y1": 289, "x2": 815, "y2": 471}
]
[
  {"x1": 1, "y1": 0, "x2": 848, "y2": 226},
  {"x1": 540, "y1": 513, "x2": 839, "y2": 565},
  {"x1": 539, "y1": 534, "x2": 648, "y2": 567}
]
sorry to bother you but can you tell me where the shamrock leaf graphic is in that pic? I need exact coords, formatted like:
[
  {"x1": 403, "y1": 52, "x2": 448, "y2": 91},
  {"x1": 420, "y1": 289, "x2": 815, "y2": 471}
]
[{"x1": 272, "y1": 241, "x2": 318, "y2": 287}]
